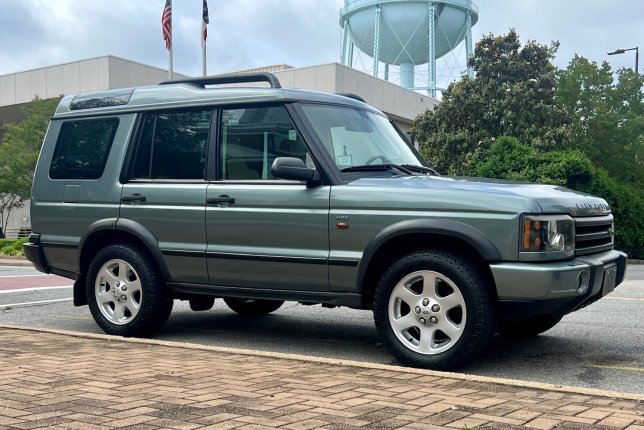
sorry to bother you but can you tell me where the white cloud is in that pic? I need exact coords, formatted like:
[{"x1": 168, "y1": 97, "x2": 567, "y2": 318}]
[{"x1": 0, "y1": 0, "x2": 640, "y2": 82}]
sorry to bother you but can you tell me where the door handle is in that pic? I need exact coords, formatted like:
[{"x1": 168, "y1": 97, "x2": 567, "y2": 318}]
[
  {"x1": 206, "y1": 195, "x2": 235, "y2": 205},
  {"x1": 121, "y1": 194, "x2": 147, "y2": 202}
]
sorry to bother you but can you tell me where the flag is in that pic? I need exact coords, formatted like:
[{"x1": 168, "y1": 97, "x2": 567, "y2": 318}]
[
  {"x1": 201, "y1": 0, "x2": 209, "y2": 48},
  {"x1": 162, "y1": 0, "x2": 172, "y2": 50}
]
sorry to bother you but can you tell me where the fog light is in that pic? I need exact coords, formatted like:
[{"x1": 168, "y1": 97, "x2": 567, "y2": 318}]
[{"x1": 577, "y1": 270, "x2": 590, "y2": 294}]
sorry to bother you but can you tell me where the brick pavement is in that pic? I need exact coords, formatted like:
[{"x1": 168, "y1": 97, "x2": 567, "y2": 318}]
[{"x1": 0, "y1": 327, "x2": 642, "y2": 430}]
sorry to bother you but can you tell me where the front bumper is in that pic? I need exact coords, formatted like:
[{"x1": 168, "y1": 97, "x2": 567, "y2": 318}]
[{"x1": 491, "y1": 250, "x2": 627, "y2": 320}]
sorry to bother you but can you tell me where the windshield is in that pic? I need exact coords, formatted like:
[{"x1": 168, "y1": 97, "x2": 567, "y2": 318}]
[{"x1": 300, "y1": 104, "x2": 423, "y2": 172}]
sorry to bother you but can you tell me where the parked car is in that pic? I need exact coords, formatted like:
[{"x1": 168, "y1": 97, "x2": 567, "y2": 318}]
[{"x1": 23, "y1": 73, "x2": 627, "y2": 370}]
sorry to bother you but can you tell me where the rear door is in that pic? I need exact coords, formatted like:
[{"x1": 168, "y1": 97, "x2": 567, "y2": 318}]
[
  {"x1": 120, "y1": 108, "x2": 212, "y2": 284},
  {"x1": 205, "y1": 105, "x2": 331, "y2": 291}
]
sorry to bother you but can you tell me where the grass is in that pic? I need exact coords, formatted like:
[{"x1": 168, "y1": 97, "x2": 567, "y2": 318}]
[{"x1": 0, "y1": 238, "x2": 27, "y2": 256}]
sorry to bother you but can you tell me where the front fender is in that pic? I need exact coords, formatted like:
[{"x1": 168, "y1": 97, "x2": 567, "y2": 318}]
[{"x1": 357, "y1": 219, "x2": 502, "y2": 289}]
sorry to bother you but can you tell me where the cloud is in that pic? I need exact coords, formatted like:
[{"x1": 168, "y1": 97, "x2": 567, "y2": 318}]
[
  {"x1": 472, "y1": 0, "x2": 642, "y2": 72},
  {"x1": 0, "y1": 0, "x2": 640, "y2": 81}
]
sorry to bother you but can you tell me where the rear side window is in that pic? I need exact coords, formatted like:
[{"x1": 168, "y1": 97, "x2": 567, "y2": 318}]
[
  {"x1": 49, "y1": 118, "x2": 119, "y2": 180},
  {"x1": 131, "y1": 109, "x2": 212, "y2": 180}
]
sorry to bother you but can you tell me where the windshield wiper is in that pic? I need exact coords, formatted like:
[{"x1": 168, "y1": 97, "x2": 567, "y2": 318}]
[
  {"x1": 401, "y1": 164, "x2": 439, "y2": 175},
  {"x1": 341, "y1": 164, "x2": 414, "y2": 175}
]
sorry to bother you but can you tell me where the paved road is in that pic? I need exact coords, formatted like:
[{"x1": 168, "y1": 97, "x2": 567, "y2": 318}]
[
  {"x1": 0, "y1": 273, "x2": 69, "y2": 291},
  {"x1": 1, "y1": 263, "x2": 642, "y2": 395}
]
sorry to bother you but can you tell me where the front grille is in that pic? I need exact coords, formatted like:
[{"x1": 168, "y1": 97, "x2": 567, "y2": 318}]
[{"x1": 575, "y1": 216, "x2": 614, "y2": 256}]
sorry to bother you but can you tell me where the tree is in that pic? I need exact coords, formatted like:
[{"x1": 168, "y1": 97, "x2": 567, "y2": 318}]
[
  {"x1": 0, "y1": 96, "x2": 60, "y2": 234},
  {"x1": 0, "y1": 193, "x2": 22, "y2": 237},
  {"x1": 413, "y1": 30, "x2": 571, "y2": 175},
  {"x1": 558, "y1": 57, "x2": 643, "y2": 188},
  {"x1": 411, "y1": 30, "x2": 643, "y2": 258}
]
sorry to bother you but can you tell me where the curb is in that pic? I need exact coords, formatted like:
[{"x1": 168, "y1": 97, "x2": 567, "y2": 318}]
[
  {"x1": 0, "y1": 257, "x2": 32, "y2": 267},
  {"x1": 1, "y1": 324, "x2": 642, "y2": 402}
]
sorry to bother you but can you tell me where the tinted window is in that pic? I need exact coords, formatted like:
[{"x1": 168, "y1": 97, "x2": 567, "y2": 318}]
[
  {"x1": 49, "y1": 118, "x2": 119, "y2": 180},
  {"x1": 132, "y1": 110, "x2": 212, "y2": 180},
  {"x1": 220, "y1": 106, "x2": 309, "y2": 180}
]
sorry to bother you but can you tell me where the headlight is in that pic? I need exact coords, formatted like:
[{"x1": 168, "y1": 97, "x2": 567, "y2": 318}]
[{"x1": 520, "y1": 215, "x2": 575, "y2": 261}]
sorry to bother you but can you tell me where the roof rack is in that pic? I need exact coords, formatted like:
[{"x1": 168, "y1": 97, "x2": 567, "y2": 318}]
[
  {"x1": 337, "y1": 93, "x2": 366, "y2": 103},
  {"x1": 159, "y1": 72, "x2": 281, "y2": 88}
]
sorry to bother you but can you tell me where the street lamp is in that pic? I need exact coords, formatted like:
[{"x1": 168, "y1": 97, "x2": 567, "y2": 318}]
[{"x1": 607, "y1": 47, "x2": 639, "y2": 74}]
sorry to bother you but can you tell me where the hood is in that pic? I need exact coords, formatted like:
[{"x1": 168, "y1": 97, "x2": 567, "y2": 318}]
[{"x1": 347, "y1": 175, "x2": 611, "y2": 217}]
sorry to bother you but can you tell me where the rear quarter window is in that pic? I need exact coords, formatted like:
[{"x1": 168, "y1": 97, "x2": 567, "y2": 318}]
[{"x1": 49, "y1": 118, "x2": 119, "y2": 180}]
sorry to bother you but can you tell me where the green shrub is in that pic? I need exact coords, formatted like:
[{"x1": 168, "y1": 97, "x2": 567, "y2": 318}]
[
  {"x1": 477, "y1": 136, "x2": 595, "y2": 187},
  {"x1": 476, "y1": 137, "x2": 643, "y2": 259},
  {"x1": 0, "y1": 238, "x2": 27, "y2": 256},
  {"x1": 576, "y1": 171, "x2": 644, "y2": 259}
]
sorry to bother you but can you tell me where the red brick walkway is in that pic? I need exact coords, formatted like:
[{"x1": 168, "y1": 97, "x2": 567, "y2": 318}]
[{"x1": 0, "y1": 327, "x2": 641, "y2": 429}]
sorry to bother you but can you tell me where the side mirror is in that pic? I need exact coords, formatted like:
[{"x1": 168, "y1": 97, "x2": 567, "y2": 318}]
[{"x1": 270, "y1": 157, "x2": 321, "y2": 186}]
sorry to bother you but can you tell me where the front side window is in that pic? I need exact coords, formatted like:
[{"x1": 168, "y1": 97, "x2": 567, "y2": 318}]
[
  {"x1": 219, "y1": 106, "x2": 309, "y2": 180},
  {"x1": 300, "y1": 105, "x2": 421, "y2": 171},
  {"x1": 50, "y1": 118, "x2": 119, "y2": 180},
  {"x1": 131, "y1": 109, "x2": 212, "y2": 180}
]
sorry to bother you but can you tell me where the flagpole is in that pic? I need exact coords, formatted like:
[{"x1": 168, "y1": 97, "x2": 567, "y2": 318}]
[
  {"x1": 169, "y1": 0, "x2": 174, "y2": 79},
  {"x1": 202, "y1": 43, "x2": 206, "y2": 77},
  {"x1": 169, "y1": 47, "x2": 173, "y2": 80},
  {"x1": 201, "y1": 0, "x2": 209, "y2": 77}
]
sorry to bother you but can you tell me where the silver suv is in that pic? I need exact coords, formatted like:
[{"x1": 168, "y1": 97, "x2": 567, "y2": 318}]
[{"x1": 23, "y1": 73, "x2": 627, "y2": 370}]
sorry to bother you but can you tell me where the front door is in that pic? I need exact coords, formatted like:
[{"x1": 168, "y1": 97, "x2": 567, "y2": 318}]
[{"x1": 206, "y1": 105, "x2": 330, "y2": 291}]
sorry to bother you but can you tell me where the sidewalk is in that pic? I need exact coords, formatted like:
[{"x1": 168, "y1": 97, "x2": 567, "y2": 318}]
[
  {"x1": 0, "y1": 257, "x2": 32, "y2": 267},
  {"x1": 0, "y1": 326, "x2": 641, "y2": 430}
]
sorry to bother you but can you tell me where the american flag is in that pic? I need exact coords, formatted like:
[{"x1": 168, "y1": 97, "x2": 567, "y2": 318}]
[
  {"x1": 162, "y1": 0, "x2": 172, "y2": 50},
  {"x1": 201, "y1": 0, "x2": 209, "y2": 48}
]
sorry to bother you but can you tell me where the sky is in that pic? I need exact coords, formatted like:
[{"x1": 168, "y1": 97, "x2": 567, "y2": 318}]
[{"x1": 0, "y1": 0, "x2": 641, "y2": 90}]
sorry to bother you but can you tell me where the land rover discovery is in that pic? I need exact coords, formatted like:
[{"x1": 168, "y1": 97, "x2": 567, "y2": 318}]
[{"x1": 23, "y1": 73, "x2": 627, "y2": 370}]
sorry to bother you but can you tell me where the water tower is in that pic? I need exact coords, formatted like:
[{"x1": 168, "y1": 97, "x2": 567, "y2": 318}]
[{"x1": 340, "y1": 0, "x2": 478, "y2": 98}]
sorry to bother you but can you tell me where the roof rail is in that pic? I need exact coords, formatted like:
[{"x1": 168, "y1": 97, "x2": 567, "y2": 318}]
[
  {"x1": 159, "y1": 72, "x2": 281, "y2": 88},
  {"x1": 337, "y1": 93, "x2": 366, "y2": 103}
]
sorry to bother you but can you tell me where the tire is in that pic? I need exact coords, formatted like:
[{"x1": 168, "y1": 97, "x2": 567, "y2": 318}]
[
  {"x1": 86, "y1": 243, "x2": 173, "y2": 337},
  {"x1": 497, "y1": 315, "x2": 562, "y2": 338},
  {"x1": 223, "y1": 298, "x2": 284, "y2": 316},
  {"x1": 373, "y1": 251, "x2": 496, "y2": 370}
]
